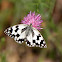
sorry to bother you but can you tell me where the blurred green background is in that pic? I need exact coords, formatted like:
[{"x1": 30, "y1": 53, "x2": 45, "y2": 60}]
[{"x1": 0, "y1": 0, "x2": 62, "y2": 62}]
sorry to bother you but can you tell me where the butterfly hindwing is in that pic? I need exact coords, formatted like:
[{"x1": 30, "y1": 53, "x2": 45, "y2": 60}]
[
  {"x1": 4, "y1": 24, "x2": 28, "y2": 44},
  {"x1": 26, "y1": 27, "x2": 47, "y2": 48},
  {"x1": 26, "y1": 31, "x2": 33, "y2": 47}
]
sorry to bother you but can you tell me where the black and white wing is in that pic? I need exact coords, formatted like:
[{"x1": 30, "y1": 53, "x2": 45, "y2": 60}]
[
  {"x1": 4, "y1": 24, "x2": 28, "y2": 44},
  {"x1": 26, "y1": 27, "x2": 47, "y2": 48}
]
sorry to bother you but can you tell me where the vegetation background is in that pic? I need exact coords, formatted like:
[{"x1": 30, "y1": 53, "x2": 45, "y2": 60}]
[{"x1": 0, "y1": 0, "x2": 62, "y2": 62}]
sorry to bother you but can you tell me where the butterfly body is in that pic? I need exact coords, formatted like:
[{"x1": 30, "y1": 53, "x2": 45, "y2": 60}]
[{"x1": 4, "y1": 24, "x2": 47, "y2": 48}]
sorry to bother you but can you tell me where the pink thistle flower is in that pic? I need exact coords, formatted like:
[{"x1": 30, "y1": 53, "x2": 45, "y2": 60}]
[{"x1": 21, "y1": 11, "x2": 43, "y2": 30}]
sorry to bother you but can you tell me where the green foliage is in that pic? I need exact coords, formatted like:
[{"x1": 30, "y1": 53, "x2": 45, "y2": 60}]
[
  {"x1": 0, "y1": 53, "x2": 6, "y2": 62},
  {"x1": 0, "y1": 37, "x2": 5, "y2": 50}
]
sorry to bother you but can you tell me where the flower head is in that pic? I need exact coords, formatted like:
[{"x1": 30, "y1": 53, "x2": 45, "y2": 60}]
[{"x1": 21, "y1": 11, "x2": 43, "y2": 30}]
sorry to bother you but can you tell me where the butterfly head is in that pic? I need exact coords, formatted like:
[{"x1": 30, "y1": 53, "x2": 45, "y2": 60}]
[{"x1": 30, "y1": 23, "x2": 32, "y2": 27}]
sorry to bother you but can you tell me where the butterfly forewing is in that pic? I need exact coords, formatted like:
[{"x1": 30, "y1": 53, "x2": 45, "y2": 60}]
[
  {"x1": 26, "y1": 27, "x2": 47, "y2": 48},
  {"x1": 4, "y1": 24, "x2": 28, "y2": 44},
  {"x1": 32, "y1": 27, "x2": 47, "y2": 48}
]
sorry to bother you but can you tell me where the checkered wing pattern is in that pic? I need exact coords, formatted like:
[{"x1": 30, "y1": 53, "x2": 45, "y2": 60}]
[
  {"x1": 26, "y1": 27, "x2": 47, "y2": 48},
  {"x1": 4, "y1": 24, "x2": 27, "y2": 44}
]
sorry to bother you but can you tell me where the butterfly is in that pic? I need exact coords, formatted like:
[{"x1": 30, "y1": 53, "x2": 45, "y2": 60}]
[{"x1": 4, "y1": 24, "x2": 47, "y2": 48}]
